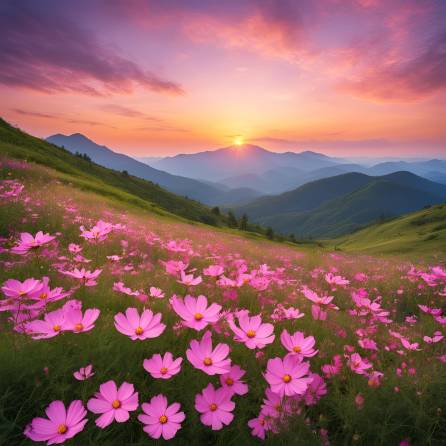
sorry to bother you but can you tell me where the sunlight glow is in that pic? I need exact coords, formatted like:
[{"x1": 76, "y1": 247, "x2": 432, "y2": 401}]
[{"x1": 233, "y1": 136, "x2": 244, "y2": 146}]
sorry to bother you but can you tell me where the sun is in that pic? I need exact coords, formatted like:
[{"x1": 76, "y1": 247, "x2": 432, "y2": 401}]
[{"x1": 233, "y1": 136, "x2": 244, "y2": 146}]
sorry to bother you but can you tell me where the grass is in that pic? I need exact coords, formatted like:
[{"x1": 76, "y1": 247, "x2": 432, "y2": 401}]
[
  {"x1": 331, "y1": 204, "x2": 446, "y2": 258},
  {"x1": 0, "y1": 154, "x2": 445, "y2": 446}
]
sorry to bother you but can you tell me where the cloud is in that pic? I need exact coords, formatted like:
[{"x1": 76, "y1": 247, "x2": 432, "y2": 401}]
[
  {"x1": 99, "y1": 104, "x2": 163, "y2": 121},
  {"x1": 339, "y1": 31, "x2": 446, "y2": 102},
  {"x1": 13, "y1": 109, "x2": 57, "y2": 119},
  {"x1": 0, "y1": 0, "x2": 184, "y2": 96}
]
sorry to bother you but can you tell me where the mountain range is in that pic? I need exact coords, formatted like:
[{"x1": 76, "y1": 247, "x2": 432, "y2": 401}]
[
  {"x1": 234, "y1": 171, "x2": 446, "y2": 237},
  {"x1": 45, "y1": 131, "x2": 446, "y2": 238},
  {"x1": 46, "y1": 134, "x2": 260, "y2": 206}
]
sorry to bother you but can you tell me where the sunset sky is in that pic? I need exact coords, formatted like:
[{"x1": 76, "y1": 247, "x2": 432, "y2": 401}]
[{"x1": 1, "y1": 0, "x2": 445, "y2": 157}]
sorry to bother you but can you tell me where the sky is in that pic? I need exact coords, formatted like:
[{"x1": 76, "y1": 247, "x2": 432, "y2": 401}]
[{"x1": 0, "y1": 0, "x2": 445, "y2": 157}]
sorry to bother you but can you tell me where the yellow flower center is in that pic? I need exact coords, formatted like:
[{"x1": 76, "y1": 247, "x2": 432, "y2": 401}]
[
  {"x1": 135, "y1": 326, "x2": 143, "y2": 335},
  {"x1": 159, "y1": 415, "x2": 168, "y2": 424},
  {"x1": 203, "y1": 357, "x2": 213, "y2": 366},
  {"x1": 209, "y1": 403, "x2": 218, "y2": 412},
  {"x1": 57, "y1": 424, "x2": 67, "y2": 434},
  {"x1": 194, "y1": 313, "x2": 203, "y2": 321},
  {"x1": 74, "y1": 323, "x2": 83, "y2": 332},
  {"x1": 225, "y1": 378, "x2": 234, "y2": 386},
  {"x1": 160, "y1": 367, "x2": 168, "y2": 375},
  {"x1": 19, "y1": 291, "x2": 26, "y2": 296},
  {"x1": 39, "y1": 293, "x2": 48, "y2": 300},
  {"x1": 246, "y1": 329, "x2": 256, "y2": 338},
  {"x1": 53, "y1": 324, "x2": 61, "y2": 332},
  {"x1": 293, "y1": 346, "x2": 301, "y2": 353},
  {"x1": 283, "y1": 374, "x2": 292, "y2": 383},
  {"x1": 112, "y1": 400, "x2": 121, "y2": 409}
]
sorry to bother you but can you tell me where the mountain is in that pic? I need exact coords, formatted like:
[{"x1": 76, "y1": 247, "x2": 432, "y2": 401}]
[
  {"x1": 367, "y1": 159, "x2": 446, "y2": 176},
  {"x1": 235, "y1": 171, "x2": 446, "y2": 237},
  {"x1": 153, "y1": 145, "x2": 341, "y2": 182},
  {"x1": 332, "y1": 203, "x2": 446, "y2": 255},
  {"x1": 0, "y1": 119, "x2": 231, "y2": 225},
  {"x1": 46, "y1": 133, "x2": 228, "y2": 204}
]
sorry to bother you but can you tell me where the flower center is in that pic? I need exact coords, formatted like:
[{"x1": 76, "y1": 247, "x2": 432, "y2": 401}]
[
  {"x1": 160, "y1": 367, "x2": 168, "y2": 375},
  {"x1": 19, "y1": 291, "x2": 26, "y2": 296},
  {"x1": 159, "y1": 415, "x2": 168, "y2": 424},
  {"x1": 53, "y1": 324, "x2": 61, "y2": 332},
  {"x1": 74, "y1": 323, "x2": 83, "y2": 332},
  {"x1": 246, "y1": 329, "x2": 256, "y2": 338},
  {"x1": 293, "y1": 346, "x2": 301, "y2": 353},
  {"x1": 282, "y1": 374, "x2": 292, "y2": 383},
  {"x1": 57, "y1": 424, "x2": 68, "y2": 434},
  {"x1": 203, "y1": 357, "x2": 213, "y2": 366},
  {"x1": 112, "y1": 399, "x2": 121, "y2": 409},
  {"x1": 135, "y1": 326, "x2": 144, "y2": 335},
  {"x1": 274, "y1": 403, "x2": 282, "y2": 412},
  {"x1": 194, "y1": 313, "x2": 203, "y2": 321},
  {"x1": 209, "y1": 403, "x2": 218, "y2": 412},
  {"x1": 225, "y1": 378, "x2": 234, "y2": 386}
]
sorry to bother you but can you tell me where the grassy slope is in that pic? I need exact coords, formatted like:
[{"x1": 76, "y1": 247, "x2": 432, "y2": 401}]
[
  {"x1": 0, "y1": 118, "x2": 225, "y2": 227},
  {"x1": 332, "y1": 204, "x2": 446, "y2": 256},
  {"x1": 259, "y1": 180, "x2": 445, "y2": 238}
]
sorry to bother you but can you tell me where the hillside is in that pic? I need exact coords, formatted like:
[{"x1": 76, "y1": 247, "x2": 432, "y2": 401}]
[
  {"x1": 235, "y1": 172, "x2": 446, "y2": 237},
  {"x1": 0, "y1": 119, "x2": 227, "y2": 226},
  {"x1": 46, "y1": 133, "x2": 238, "y2": 205},
  {"x1": 332, "y1": 203, "x2": 446, "y2": 255}
]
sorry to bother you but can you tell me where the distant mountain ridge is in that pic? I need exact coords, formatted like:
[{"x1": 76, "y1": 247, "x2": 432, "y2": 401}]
[
  {"x1": 46, "y1": 133, "x2": 261, "y2": 206},
  {"x1": 152, "y1": 144, "x2": 342, "y2": 182},
  {"x1": 234, "y1": 171, "x2": 446, "y2": 237}
]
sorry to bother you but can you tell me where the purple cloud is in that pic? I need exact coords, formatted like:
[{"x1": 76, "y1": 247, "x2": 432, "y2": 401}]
[{"x1": 0, "y1": 0, "x2": 184, "y2": 96}]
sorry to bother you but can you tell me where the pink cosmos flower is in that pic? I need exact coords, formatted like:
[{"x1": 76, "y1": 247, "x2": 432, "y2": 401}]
[
  {"x1": 27, "y1": 277, "x2": 70, "y2": 308},
  {"x1": 143, "y1": 352, "x2": 183, "y2": 379},
  {"x1": 303, "y1": 373, "x2": 327, "y2": 405},
  {"x1": 248, "y1": 413, "x2": 272, "y2": 440},
  {"x1": 1, "y1": 278, "x2": 43, "y2": 300},
  {"x1": 64, "y1": 307, "x2": 100, "y2": 333},
  {"x1": 400, "y1": 338, "x2": 421, "y2": 351},
  {"x1": 114, "y1": 308, "x2": 166, "y2": 340},
  {"x1": 25, "y1": 308, "x2": 66, "y2": 339},
  {"x1": 186, "y1": 330, "x2": 231, "y2": 375},
  {"x1": 149, "y1": 287, "x2": 165, "y2": 298},
  {"x1": 195, "y1": 383, "x2": 235, "y2": 430},
  {"x1": 325, "y1": 272, "x2": 350, "y2": 287},
  {"x1": 80, "y1": 220, "x2": 113, "y2": 242},
  {"x1": 170, "y1": 294, "x2": 221, "y2": 331},
  {"x1": 227, "y1": 312, "x2": 275, "y2": 349},
  {"x1": 87, "y1": 380, "x2": 138, "y2": 428},
  {"x1": 203, "y1": 265, "x2": 224, "y2": 277},
  {"x1": 61, "y1": 268, "x2": 102, "y2": 287},
  {"x1": 280, "y1": 329, "x2": 318, "y2": 359},
  {"x1": 302, "y1": 286, "x2": 337, "y2": 321},
  {"x1": 219, "y1": 365, "x2": 249, "y2": 396},
  {"x1": 423, "y1": 331, "x2": 444, "y2": 343},
  {"x1": 178, "y1": 270, "x2": 202, "y2": 287},
  {"x1": 138, "y1": 394, "x2": 185, "y2": 440},
  {"x1": 24, "y1": 400, "x2": 87, "y2": 444},
  {"x1": 11, "y1": 231, "x2": 55, "y2": 254},
  {"x1": 74, "y1": 364, "x2": 94, "y2": 381},
  {"x1": 348, "y1": 353, "x2": 373, "y2": 375},
  {"x1": 261, "y1": 387, "x2": 291, "y2": 419},
  {"x1": 264, "y1": 355, "x2": 313, "y2": 397}
]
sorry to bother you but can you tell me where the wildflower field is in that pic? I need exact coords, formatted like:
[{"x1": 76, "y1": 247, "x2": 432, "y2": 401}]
[{"x1": 1, "y1": 158, "x2": 445, "y2": 446}]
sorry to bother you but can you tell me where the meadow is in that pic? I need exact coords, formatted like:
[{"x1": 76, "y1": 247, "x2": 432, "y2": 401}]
[{"x1": 0, "y1": 157, "x2": 445, "y2": 446}]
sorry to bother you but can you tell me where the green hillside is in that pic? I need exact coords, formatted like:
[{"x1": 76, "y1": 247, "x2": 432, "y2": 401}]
[
  {"x1": 332, "y1": 203, "x2": 446, "y2": 255},
  {"x1": 258, "y1": 179, "x2": 445, "y2": 238},
  {"x1": 0, "y1": 118, "x2": 225, "y2": 226}
]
